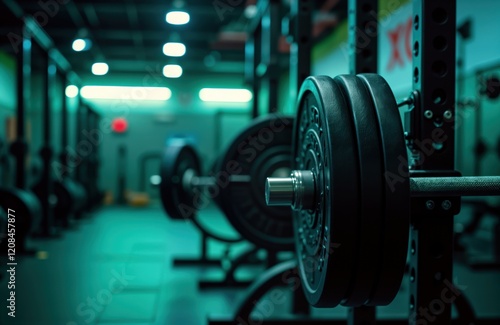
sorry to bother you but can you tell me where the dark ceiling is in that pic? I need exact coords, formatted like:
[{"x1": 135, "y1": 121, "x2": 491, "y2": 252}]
[{"x1": 1, "y1": 0, "x2": 346, "y2": 79}]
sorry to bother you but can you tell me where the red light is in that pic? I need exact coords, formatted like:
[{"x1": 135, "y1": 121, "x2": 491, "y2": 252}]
[{"x1": 112, "y1": 118, "x2": 128, "y2": 133}]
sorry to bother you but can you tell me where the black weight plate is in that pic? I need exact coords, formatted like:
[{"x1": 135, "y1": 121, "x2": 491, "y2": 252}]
[
  {"x1": 0, "y1": 188, "x2": 41, "y2": 239},
  {"x1": 217, "y1": 114, "x2": 294, "y2": 251},
  {"x1": 159, "y1": 139, "x2": 202, "y2": 220},
  {"x1": 358, "y1": 74, "x2": 410, "y2": 306},
  {"x1": 334, "y1": 75, "x2": 384, "y2": 306},
  {"x1": 293, "y1": 76, "x2": 359, "y2": 307}
]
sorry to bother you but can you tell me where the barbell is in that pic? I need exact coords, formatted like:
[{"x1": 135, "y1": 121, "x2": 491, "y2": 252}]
[
  {"x1": 263, "y1": 73, "x2": 500, "y2": 308},
  {"x1": 266, "y1": 174, "x2": 500, "y2": 209},
  {"x1": 159, "y1": 115, "x2": 296, "y2": 251}
]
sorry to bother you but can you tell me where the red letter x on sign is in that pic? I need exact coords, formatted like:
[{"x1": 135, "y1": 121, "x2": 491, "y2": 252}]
[{"x1": 387, "y1": 25, "x2": 404, "y2": 71}]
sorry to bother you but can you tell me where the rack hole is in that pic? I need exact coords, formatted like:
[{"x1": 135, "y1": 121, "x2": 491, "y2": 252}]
[
  {"x1": 432, "y1": 7, "x2": 448, "y2": 24},
  {"x1": 413, "y1": 41, "x2": 419, "y2": 57},
  {"x1": 432, "y1": 61, "x2": 447, "y2": 77},
  {"x1": 413, "y1": 67, "x2": 419, "y2": 83},
  {"x1": 432, "y1": 88, "x2": 447, "y2": 105}
]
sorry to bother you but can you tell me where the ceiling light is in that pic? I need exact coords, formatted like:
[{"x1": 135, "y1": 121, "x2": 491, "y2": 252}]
[
  {"x1": 166, "y1": 11, "x2": 190, "y2": 25},
  {"x1": 91, "y1": 62, "x2": 109, "y2": 75},
  {"x1": 81, "y1": 86, "x2": 171, "y2": 101},
  {"x1": 72, "y1": 39, "x2": 87, "y2": 52},
  {"x1": 65, "y1": 85, "x2": 79, "y2": 98},
  {"x1": 199, "y1": 88, "x2": 253, "y2": 103},
  {"x1": 163, "y1": 42, "x2": 186, "y2": 57},
  {"x1": 72, "y1": 38, "x2": 92, "y2": 52},
  {"x1": 163, "y1": 64, "x2": 183, "y2": 78}
]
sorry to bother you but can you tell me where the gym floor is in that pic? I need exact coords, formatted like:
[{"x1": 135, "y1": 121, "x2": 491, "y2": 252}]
[{"x1": 1, "y1": 203, "x2": 499, "y2": 325}]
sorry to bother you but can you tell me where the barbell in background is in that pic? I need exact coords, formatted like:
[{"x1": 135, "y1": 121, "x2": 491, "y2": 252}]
[
  {"x1": 261, "y1": 73, "x2": 500, "y2": 309},
  {"x1": 157, "y1": 115, "x2": 298, "y2": 251}
]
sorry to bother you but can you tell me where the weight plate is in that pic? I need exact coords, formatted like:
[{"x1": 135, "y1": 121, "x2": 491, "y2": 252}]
[
  {"x1": 293, "y1": 76, "x2": 359, "y2": 307},
  {"x1": 334, "y1": 75, "x2": 384, "y2": 306},
  {"x1": 159, "y1": 139, "x2": 202, "y2": 220},
  {"x1": 358, "y1": 74, "x2": 410, "y2": 305},
  {"x1": 0, "y1": 188, "x2": 41, "y2": 239},
  {"x1": 217, "y1": 114, "x2": 294, "y2": 251}
]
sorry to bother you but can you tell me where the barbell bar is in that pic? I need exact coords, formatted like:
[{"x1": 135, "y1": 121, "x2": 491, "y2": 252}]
[{"x1": 266, "y1": 173, "x2": 500, "y2": 210}]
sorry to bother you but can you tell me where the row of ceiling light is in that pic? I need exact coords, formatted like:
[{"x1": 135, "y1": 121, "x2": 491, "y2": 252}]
[
  {"x1": 72, "y1": 11, "x2": 190, "y2": 78},
  {"x1": 65, "y1": 85, "x2": 253, "y2": 103}
]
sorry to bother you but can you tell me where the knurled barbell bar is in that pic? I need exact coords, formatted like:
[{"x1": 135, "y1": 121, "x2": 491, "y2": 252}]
[{"x1": 262, "y1": 73, "x2": 500, "y2": 309}]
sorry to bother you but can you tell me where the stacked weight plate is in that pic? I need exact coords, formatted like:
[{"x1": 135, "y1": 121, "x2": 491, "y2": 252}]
[{"x1": 292, "y1": 74, "x2": 410, "y2": 307}]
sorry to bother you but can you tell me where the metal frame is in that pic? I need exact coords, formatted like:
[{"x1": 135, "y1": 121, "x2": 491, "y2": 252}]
[
  {"x1": 5, "y1": 3, "x2": 81, "y2": 191},
  {"x1": 13, "y1": 22, "x2": 31, "y2": 190},
  {"x1": 36, "y1": 46, "x2": 57, "y2": 237},
  {"x1": 348, "y1": 0, "x2": 379, "y2": 74},
  {"x1": 60, "y1": 71, "x2": 69, "y2": 168},
  {"x1": 288, "y1": 0, "x2": 312, "y2": 103},
  {"x1": 409, "y1": 1, "x2": 458, "y2": 325},
  {"x1": 246, "y1": 0, "x2": 283, "y2": 117}
]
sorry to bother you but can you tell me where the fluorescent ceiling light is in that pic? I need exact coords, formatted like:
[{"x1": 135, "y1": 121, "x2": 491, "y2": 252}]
[
  {"x1": 65, "y1": 85, "x2": 79, "y2": 98},
  {"x1": 81, "y1": 86, "x2": 171, "y2": 101},
  {"x1": 163, "y1": 64, "x2": 183, "y2": 78},
  {"x1": 72, "y1": 38, "x2": 92, "y2": 52},
  {"x1": 163, "y1": 42, "x2": 186, "y2": 57},
  {"x1": 72, "y1": 39, "x2": 87, "y2": 52},
  {"x1": 199, "y1": 88, "x2": 252, "y2": 103},
  {"x1": 166, "y1": 11, "x2": 190, "y2": 25},
  {"x1": 91, "y1": 62, "x2": 109, "y2": 75}
]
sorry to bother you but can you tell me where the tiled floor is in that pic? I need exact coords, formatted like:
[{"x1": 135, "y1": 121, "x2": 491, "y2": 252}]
[{"x1": 1, "y1": 203, "x2": 499, "y2": 325}]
